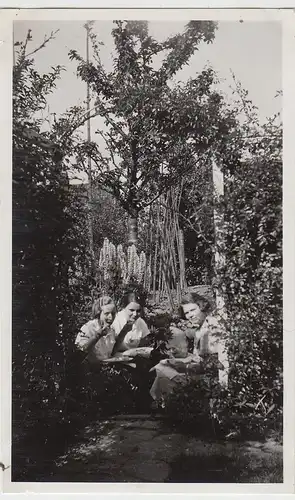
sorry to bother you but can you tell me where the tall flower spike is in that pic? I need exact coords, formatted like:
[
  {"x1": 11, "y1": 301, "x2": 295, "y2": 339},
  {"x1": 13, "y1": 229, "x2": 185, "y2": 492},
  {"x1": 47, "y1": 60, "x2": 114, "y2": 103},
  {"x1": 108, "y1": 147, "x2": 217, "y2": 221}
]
[{"x1": 138, "y1": 251, "x2": 146, "y2": 283}]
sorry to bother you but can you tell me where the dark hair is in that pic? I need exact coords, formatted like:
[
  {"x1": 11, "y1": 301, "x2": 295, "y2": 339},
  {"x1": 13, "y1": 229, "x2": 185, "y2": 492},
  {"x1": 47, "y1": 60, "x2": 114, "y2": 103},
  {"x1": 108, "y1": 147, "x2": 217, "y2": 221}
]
[
  {"x1": 92, "y1": 296, "x2": 115, "y2": 319},
  {"x1": 119, "y1": 289, "x2": 146, "y2": 310},
  {"x1": 178, "y1": 292, "x2": 212, "y2": 319}
]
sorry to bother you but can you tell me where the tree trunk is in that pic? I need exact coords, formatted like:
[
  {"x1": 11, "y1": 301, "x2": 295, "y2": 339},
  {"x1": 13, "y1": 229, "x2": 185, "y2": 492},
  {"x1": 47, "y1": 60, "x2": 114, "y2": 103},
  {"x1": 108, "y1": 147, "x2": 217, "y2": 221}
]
[
  {"x1": 127, "y1": 137, "x2": 139, "y2": 246},
  {"x1": 127, "y1": 213, "x2": 138, "y2": 246},
  {"x1": 86, "y1": 25, "x2": 96, "y2": 277}
]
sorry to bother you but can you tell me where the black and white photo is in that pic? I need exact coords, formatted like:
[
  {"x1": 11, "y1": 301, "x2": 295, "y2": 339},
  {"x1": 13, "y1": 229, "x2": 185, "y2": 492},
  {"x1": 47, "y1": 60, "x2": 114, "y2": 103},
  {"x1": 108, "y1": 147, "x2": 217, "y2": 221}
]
[{"x1": 2, "y1": 9, "x2": 290, "y2": 492}]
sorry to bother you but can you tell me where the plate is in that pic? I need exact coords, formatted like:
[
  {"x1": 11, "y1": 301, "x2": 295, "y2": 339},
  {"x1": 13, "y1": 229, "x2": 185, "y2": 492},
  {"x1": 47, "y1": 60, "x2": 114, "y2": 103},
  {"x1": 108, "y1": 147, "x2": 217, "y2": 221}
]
[
  {"x1": 103, "y1": 356, "x2": 134, "y2": 364},
  {"x1": 121, "y1": 347, "x2": 153, "y2": 358}
]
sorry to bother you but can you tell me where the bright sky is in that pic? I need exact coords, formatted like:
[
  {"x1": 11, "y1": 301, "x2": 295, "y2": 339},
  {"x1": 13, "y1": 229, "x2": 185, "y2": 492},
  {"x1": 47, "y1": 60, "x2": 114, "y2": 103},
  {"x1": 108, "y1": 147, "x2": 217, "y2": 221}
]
[{"x1": 14, "y1": 20, "x2": 282, "y2": 181}]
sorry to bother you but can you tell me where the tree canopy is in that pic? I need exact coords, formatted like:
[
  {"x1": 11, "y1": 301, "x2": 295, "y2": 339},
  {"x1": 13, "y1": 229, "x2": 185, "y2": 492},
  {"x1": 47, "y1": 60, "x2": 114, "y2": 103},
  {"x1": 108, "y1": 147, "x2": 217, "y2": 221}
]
[{"x1": 68, "y1": 20, "x2": 242, "y2": 243}]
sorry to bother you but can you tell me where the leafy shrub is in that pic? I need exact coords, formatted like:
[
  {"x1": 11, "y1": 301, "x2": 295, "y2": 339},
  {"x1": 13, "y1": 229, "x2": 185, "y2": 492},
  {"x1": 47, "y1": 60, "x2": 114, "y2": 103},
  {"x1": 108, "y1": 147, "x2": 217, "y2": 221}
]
[
  {"x1": 163, "y1": 107, "x2": 282, "y2": 441},
  {"x1": 67, "y1": 363, "x2": 141, "y2": 418},
  {"x1": 163, "y1": 367, "x2": 282, "y2": 440},
  {"x1": 163, "y1": 374, "x2": 226, "y2": 436},
  {"x1": 12, "y1": 32, "x2": 97, "y2": 479},
  {"x1": 220, "y1": 116, "x2": 282, "y2": 439}
]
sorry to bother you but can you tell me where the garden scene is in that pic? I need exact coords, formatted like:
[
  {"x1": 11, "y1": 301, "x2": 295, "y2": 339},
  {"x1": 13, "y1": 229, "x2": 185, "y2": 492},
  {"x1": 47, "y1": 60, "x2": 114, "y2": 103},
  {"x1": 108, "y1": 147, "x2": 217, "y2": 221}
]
[{"x1": 12, "y1": 19, "x2": 282, "y2": 483}]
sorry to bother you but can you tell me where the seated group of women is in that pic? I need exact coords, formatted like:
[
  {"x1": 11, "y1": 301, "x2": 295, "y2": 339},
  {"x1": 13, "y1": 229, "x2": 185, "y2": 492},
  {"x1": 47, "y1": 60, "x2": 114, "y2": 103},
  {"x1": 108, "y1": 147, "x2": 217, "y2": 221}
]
[{"x1": 75, "y1": 289, "x2": 228, "y2": 409}]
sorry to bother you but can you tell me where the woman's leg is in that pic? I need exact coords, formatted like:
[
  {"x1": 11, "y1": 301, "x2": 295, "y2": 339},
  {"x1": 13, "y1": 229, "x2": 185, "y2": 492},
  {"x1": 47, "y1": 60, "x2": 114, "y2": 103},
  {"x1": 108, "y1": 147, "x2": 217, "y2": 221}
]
[
  {"x1": 123, "y1": 357, "x2": 155, "y2": 412},
  {"x1": 150, "y1": 370, "x2": 186, "y2": 405}
]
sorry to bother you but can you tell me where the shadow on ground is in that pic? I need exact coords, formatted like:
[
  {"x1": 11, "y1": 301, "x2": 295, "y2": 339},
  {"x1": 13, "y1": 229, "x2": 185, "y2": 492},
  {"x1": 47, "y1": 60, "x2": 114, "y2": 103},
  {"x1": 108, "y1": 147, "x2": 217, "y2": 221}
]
[
  {"x1": 42, "y1": 415, "x2": 283, "y2": 483},
  {"x1": 168, "y1": 450, "x2": 282, "y2": 483}
]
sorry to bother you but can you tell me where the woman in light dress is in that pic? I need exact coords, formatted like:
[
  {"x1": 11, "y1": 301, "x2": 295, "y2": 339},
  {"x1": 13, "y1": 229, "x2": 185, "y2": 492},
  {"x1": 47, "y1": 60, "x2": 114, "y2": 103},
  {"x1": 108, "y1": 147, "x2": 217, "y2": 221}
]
[
  {"x1": 111, "y1": 289, "x2": 151, "y2": 356},
  {"x1": 150, "y1": 292, "x2": 228, "y2": 405},
  {"x1": 75, "y1": 290, "x2": 152, "y2": 363},
  {"x1": 75, "y1": 296, "x2": 117, "y2": 364},
  {"x1": 75, "y1": 292, "x2": 152, "y2": 412}
]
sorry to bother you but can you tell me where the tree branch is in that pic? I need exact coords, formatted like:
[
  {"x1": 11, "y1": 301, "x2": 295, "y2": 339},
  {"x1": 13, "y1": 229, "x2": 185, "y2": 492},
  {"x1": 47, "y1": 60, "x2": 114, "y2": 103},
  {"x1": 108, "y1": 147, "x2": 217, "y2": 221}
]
[
  {"x1": 24, "y1": 30, "x2": 60, "y2": 59},
  {"x1": 139, "y1": 187, "x2": 168, "y2": 210},
  {"x1": 59, "y1": 108, "x2": 100, "y2": 142},
  {"x1": 96, "y1": 130, "x2": 120, "y2": 169},
  {"x1": 96, "y1": 103, "x2": 129, "y2": 140},
  {"x1": 90, "y1": 158, "x2": 129, "y2": 210}
]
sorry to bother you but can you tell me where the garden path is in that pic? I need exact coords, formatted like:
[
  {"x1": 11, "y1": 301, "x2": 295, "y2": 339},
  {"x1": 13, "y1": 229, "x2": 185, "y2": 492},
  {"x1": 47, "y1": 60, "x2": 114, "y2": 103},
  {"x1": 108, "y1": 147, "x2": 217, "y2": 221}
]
[{"x1": 49, "y1": 414, "x2": 283, "y2": 483}]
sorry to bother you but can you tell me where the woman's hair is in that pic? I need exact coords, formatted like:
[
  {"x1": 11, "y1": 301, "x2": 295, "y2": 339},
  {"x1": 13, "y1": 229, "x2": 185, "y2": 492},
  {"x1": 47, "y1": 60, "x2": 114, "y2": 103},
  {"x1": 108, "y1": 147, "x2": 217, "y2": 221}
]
[
  {"x1": 92, "y1": 296, "x2": 115, "y2": 319},
  {"x1": 119, "y1": 289, "x2": 146, "y2": 310},
  {"x1": 178, "y1": 291, "x2": 212, "y2": 319}
]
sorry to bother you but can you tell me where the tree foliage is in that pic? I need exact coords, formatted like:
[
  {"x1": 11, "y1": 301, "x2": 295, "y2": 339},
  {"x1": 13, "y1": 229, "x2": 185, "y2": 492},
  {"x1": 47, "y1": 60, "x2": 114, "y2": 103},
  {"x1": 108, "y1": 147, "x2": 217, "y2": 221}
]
[{"x1": 69, "y1": 21, "x2": 233, "y2": 243}]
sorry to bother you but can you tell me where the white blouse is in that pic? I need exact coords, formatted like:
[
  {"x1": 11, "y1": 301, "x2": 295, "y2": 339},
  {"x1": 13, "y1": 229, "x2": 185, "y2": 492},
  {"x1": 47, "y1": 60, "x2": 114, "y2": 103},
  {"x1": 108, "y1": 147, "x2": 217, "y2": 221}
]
[
  {"x1": 193, "y1": 315, "x2": 229, "y2": 386},
  {"x1": 111, "y1": 310, "x2": 150, "y2": 351},
  {"x1": 193, "y1": 315, "x2": 221, "y2": 356},
  {"x1": 75, "y1": 319, "x2": 116, "y2": 363}
]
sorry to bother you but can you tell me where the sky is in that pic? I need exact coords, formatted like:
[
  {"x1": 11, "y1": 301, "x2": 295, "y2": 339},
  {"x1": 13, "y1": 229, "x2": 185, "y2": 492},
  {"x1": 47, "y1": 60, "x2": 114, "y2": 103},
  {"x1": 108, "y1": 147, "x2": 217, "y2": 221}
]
[{"x1": 13, "y1": 20, "x2": 282, "y2": 181}]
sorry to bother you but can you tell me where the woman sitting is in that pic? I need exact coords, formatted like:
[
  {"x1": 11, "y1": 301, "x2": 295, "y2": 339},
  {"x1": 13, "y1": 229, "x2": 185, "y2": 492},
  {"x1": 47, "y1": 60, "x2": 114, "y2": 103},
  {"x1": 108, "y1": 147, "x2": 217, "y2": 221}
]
[
  {"x1": 75, "y1": 296, "x2": 117, "y2": 365},
  {"x1": 111, "y1": 289, "x2": 152, "y2": 355},
  {"x1": 150, "y1": 292, "x2": 228, "y2": 405},
  {"x1": 110, "y1": 288, "x2": 155, "y2": 409},
  {"x1": 74, "y1": 295, "x2": 144, "y2": 414}
]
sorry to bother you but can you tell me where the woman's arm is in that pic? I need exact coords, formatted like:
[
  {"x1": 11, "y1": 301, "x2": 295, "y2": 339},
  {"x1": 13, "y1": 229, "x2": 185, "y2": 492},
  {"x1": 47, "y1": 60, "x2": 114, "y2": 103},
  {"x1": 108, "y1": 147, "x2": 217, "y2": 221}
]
[
  {"x1": 75, "y1": 332, "x2": 98, "y2": 352},
  {"x1": 111, "y1": 322, "x2": 133, "y2": 356},
  {"x1": 137, "y1": 318, "x2": 152, "y2": 347},
  {"x1": 75, "y1": 322, "x2": 103, "y2": 353}
]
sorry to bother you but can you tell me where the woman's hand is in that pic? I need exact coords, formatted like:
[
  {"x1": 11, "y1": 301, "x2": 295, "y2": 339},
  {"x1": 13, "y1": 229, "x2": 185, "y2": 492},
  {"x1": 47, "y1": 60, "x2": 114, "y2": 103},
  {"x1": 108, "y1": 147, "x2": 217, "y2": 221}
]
[
  {"x1": 93, "y1": 324, "x2": 103, "y2": 340},
  {"x1": 76, "y1": 322, "x2": 104, "y2": 353},
  {"x1": 169, "y1": 326, "x2": 183, "y2": 337},
  {"x1": 98, "y1": 325, "x2": 111, "y2": 339}
]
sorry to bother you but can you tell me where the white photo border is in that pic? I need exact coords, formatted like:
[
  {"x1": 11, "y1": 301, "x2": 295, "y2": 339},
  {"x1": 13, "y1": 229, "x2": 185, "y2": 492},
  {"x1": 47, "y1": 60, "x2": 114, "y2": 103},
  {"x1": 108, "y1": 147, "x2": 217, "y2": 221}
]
[{"x1": 1, "y1": 6, "x2": 294, "y2": 497}]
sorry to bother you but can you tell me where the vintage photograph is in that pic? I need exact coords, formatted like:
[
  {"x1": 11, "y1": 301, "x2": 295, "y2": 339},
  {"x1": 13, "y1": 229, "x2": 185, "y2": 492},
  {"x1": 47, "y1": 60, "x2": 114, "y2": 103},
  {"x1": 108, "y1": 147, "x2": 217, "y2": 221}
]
[{"x1": 12, "y1": 16, "x2": 282, "y2": 483}]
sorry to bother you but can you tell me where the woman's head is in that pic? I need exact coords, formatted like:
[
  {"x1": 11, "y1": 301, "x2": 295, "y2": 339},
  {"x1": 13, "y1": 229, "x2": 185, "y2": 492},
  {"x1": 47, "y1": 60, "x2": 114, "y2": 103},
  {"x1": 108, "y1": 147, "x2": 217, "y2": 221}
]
[
  {"x1": 119, "y1": 290, "x2": 145, "y2": 324},
  {"x1": 92, "y1": 296, "x2": 116, "y2": 325},
  {"x1": 179, "y1": 292, "x2": 212, "y2": 327}
]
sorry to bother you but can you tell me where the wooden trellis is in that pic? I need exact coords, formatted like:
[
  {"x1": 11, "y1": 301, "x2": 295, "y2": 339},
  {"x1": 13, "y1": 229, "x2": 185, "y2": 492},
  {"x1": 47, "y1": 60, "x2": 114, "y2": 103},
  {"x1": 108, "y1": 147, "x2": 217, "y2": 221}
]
[{"x1": 147, "y1": 182, "x2": 187, "y2": 309}]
